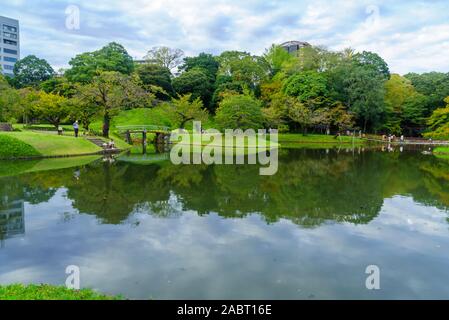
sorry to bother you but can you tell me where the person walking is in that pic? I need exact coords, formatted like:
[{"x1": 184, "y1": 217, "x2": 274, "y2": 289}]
[{"x1": 73, "y1": 121, "x2": 79, "y2": 138}]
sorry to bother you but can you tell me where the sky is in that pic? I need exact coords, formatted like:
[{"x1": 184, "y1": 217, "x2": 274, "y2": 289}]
[{"x1": 2, "y1": 0, "x2": 449, "y2": 74}]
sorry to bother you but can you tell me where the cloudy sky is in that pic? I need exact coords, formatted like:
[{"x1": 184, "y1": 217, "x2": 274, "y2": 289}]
[{"x1": 2, "y1": 0, "x2": 449, "y2": 74}]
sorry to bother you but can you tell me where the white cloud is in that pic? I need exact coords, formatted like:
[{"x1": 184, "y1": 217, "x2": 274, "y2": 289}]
[{"x1": 1, "y1": 0, "x2": 449, "y2": 73}]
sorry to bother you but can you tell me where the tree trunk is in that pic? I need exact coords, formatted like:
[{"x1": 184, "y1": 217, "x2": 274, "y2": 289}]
[{"x1": 103, "y1": 113, "x2": 110, "y2": 138}]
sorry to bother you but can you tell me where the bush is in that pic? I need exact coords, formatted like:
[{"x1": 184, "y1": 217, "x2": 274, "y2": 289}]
[
  {"x1": 0, "y1": 134, "x2": 41, "y2": 158},
  {"x1": 215, "y1": 94, "x2": 265, "y2": 131},
  {"x1": 0, "y1": 284, "x2": 122, "y2": 300}
]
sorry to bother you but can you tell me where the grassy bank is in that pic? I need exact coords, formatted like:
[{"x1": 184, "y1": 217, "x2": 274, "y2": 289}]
[
  {"x1": 434, "y1": 146, "x2": 449, "y2": 154},
  {"x1": 278, "y1": 133, "x2": 363, "y2": 144},
  {"x1": 0, "y1": 132, "x2": 102, "y2": 158},
  {"x1": 0, "y1": 284, "x2": 121, "y2": 300},
  {"x1": 0, "y1": 134, "x2": 41, "y2": 158}
]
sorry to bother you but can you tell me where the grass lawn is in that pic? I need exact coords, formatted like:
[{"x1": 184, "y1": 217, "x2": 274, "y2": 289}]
[
  {"x1": 172, "y1": 132, "x2": 280, "y2": 149},
  {"x1": 0, "y1": 132, "x2": 102, "y2": 158},
  {"x1": 0, "y1": 134, "x2": 41, "y2": 158},
  {"x1": 434, "y1": 146, "x2": 449, "y2": 154},
  {"x1": 0, "y1": 284, "x2": 121, "y2": 300},
  {"x1": 277, "y1": 133, "x2": 364, "y2": 144}
]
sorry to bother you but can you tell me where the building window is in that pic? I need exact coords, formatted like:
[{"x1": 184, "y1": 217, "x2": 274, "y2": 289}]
[
  {"x1": 3, "y1": 32, "x2": 17, "y2": 39},
  {"x1": 3, "y1": 48, "x2": 18, "y2": 55},
  {"x1": 3, "y1": 39, "x2": 17, "y2": 46},
  {"x1": 3, "y1": 65, "x2": 14, "y2": 70},
  {"x1": 3, "y1": 25, "x2": 17, "y2": 33},
  {"x1": 4, "y1": 57, "x2": 17, "y2": 63}
]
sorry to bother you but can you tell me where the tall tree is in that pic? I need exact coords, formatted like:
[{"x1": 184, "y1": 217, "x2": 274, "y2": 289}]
[
  {"x1": 12, "y1": 55, "x2": 55, "y2": 88},
  {"x1": 163, "y1": 94, "x2": 209, "y2": 129},
  {"x1": 172, "y1": 68, "x2": 215, "y2": 110},
  {"x1": 32, "y1": 92, "x2": 69, "y2": 129},
  {"x1": 215, "y1": 94, "x2": 264, "y2": 130},
  {"x1": 76, "y1": 71, "x2": 151, "y2": 137},
  {"x1": 404, "y1": 72, "x2": 449, "y2": 111},
  {"x1": 180, "y1": 53, "x2": 219, "y2": 79},
  {"x1": 65, "y1": 42, "x2": 134, "y2": 83},
  {"x1": 144, "y1": 46, "x2": 184, "y2": 71},
  {"x1": 136, "y1": 63, "x2": 174, "y2": 99}
]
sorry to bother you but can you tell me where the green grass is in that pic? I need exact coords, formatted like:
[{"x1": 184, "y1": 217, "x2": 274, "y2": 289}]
[
  {"x1": 172, "y1": 132, "x2": 280, "y2": 149},
  {"x1": 277, "y1": 133, "x2": 363, "y2": 144},
  {"x1": 434, "y1": 147, "x2": 449, "y2": 154},
  {"x1": 1, "y1": 132, "x2": 102, "y2": 157},
  {"x1": 0, "y1": 284, "x2": 122, "y2": 300},
  {"x1": 0, "y1": 134, "x2": 41, "y2": 158}
]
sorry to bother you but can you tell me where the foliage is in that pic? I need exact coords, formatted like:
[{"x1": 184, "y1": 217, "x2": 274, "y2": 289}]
[
  {"x1": 172, "y1": 68, "x2": 215, "y2": 109},
  {"x1": 136, "y1": 63, "x2": 174, "y2": 99},
  {"x1": 144, "y1": 46, "x2": 184, "y2": 71},
  {"x1": 162, "y1": 94, "x2": 209, "y2": 129},
  {"x1": 75, "y1": 71, "x2": 152, "y2": 136},
  {"x1": 0, "y1": 134, "x2": 41, "y2": 158},
  {"x1": 65, "y1": 42, "x2": 134, "y2": 83},
  {"x1": 32, "y1": 91, "x2": 70, "y2": 129},
  {"x1": 0, "y1": 284, "x2": 121, "y2": 300},
  {"x1": 180, "y1": 53, "x2": 219, "y2": 79},
  {"x1": 215, "y1": 94, "x2": 264, "y2": 130},
  {"x1": 0, "y1": 75, "x2": 20, "y2": 122},
  {"x1": 424, "y1": 97, "x2": 449, "y2": 140},
  {"x1": 283, "y1": 71, "x2": 328, "y2": 102},
  {"x1": 405, "y1": 72, "x2": 449, "y2": 110},
  {"x1": 12, "y1": 55, "x2": 55, "y2": 88}
]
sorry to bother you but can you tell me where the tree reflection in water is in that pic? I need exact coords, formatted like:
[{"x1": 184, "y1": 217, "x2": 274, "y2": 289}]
[{"x1": 1, "y1": 148, "x2": 448, "y2": 229}]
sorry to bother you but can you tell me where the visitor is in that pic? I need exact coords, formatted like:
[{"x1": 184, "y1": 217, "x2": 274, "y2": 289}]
[
  {"x1": 400, "y1": 135, "x2": 404, "y2": 142},
  {"x1": 58, "y1": 126, "x2": 63, "y2": 136},
  {"x1": 73, "y1": 121, "x2": 79, "y2": 138},
  {"x1": 108, "y1": 139, "x2": 116, "y2": 149}
]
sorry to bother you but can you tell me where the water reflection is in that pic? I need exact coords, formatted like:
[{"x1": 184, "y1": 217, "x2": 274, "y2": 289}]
[
  {"x1": 0, "y1": 148, "x2": 448, "y2": 227},
  {"x1": 1, "y1": 148, "x2": 449, "y2": 299}
]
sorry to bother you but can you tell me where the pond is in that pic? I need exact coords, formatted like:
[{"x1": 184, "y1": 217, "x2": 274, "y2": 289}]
[{"x1": 1, "y1": 147, "x2": 449, "y2": 299}]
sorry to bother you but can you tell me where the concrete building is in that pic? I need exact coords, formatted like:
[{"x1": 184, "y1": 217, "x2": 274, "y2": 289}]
[
  {"x1": 280, "y1": 40, "x2": 311, "y2": 55},
  {"x1": 0, "y1": 16, "x2": 20, "y2": 77}
]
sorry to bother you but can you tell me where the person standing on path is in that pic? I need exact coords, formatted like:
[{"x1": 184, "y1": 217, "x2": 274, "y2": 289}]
[{"x1": 73, "y1": 121, "x2": 79, "y2": 138}]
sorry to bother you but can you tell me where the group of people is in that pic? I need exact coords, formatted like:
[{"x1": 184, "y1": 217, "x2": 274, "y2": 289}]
[{"x1": 382, "y1": 134, "x2": 405, "y2": 143}]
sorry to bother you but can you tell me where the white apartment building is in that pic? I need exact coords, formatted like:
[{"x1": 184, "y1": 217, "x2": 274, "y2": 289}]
[{"x1": 0, "y1": 16, "x2": 20, "y2": 77}]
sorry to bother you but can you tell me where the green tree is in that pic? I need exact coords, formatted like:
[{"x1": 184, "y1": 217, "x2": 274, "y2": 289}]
[
  {"x1": 32, "y1": 91, "x2": 69, "y2": 129},
  {"x1": 173, "y1": 68, "x2": 215, "y2": 109},
  {"x1": 263, "y1": 44, "x2": 294, "y2": 76},
  {"x1": 40, "y1": 77, "x2": 77, "y2": 98},
  {"x1": 404, "y1": 72, "x2": 449, "y2": 111},
  {"x1": 283, "y1": 71, "x2": 328, "y2": 102},
  {"x1": 217, "y1": 51, "x2": 268, "y2": 91},
  {"x1": 424, "y1": 97, "x2": 449, "y2": 139},
  {"x1": 344, "y1": 65, "x2": 386, "y2": 131},
  {"x1": 65, "y1": 42, "x2": 134, "y2": 83},
  {"x1": 136, "y1": 63, "x2": 174, "y2": 99},
  {"x1": 215, "y1": 94, "x2": 264, "y2": 130},
  {"x1": 0, "y1": 75, "x2": 20, "y2": 122},
  {"x1": 12, "y1": 55, "x2": 55, "y2": 88},
  {"x1": 354, "y1": 51, "x2": 390, "y2": 80},
  {"x1": 163, "y1": 94, "x2": 209, "y2": 129},
  {"x1": 180, "y1": 53, "x2": 219, "y2": 79},
  {"x1": 76, "y1": 71, "x2": 151, "y2": 137}
]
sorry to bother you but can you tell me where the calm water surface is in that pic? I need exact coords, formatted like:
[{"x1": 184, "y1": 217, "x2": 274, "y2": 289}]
[{"x1": 1, "y1": 148, "x2": 449, "y2": 299}]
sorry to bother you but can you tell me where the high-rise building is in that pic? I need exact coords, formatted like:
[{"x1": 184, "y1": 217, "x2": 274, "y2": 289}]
[
  {"x1": 280, "y1": 41, "x2": 311, "y2": 55},
  {"x1": 0, "y1": 16, "x2": 20, "y2": 77}
]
